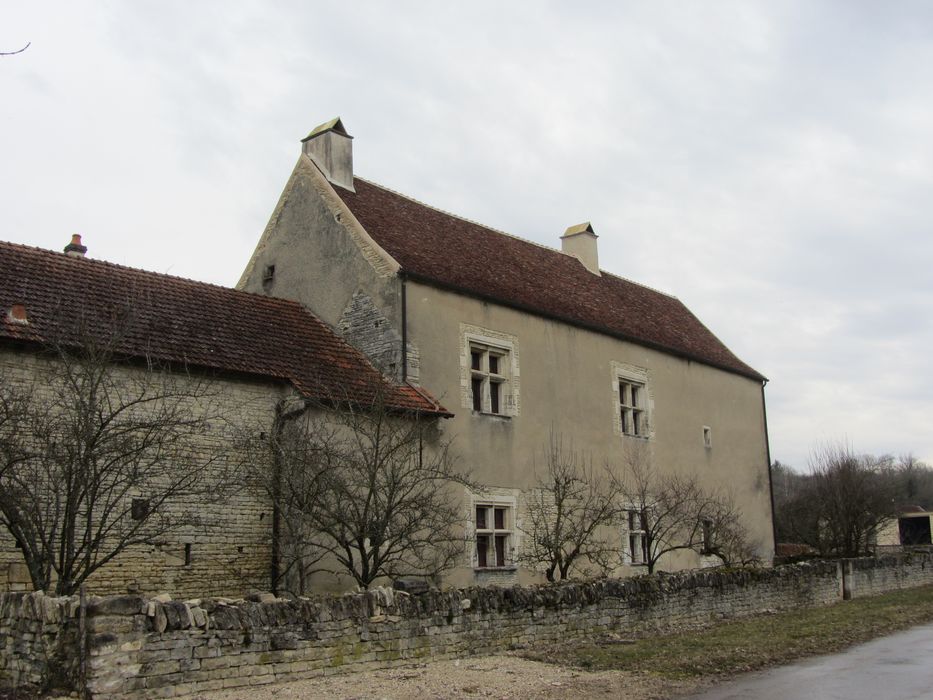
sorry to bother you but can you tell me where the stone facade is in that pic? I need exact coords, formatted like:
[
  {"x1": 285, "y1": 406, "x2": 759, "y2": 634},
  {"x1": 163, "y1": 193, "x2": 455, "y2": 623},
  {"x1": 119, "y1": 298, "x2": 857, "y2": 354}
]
[
  {"x1": 3, "y1": 555, "x2": 932, "y2": 698},
  {"x1": 0, "y1": 348, "x2": 285, "y2": 599}
]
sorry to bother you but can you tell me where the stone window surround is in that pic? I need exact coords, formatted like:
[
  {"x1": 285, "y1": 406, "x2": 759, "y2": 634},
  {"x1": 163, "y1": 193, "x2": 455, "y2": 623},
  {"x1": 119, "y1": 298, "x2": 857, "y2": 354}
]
[
  {"x1": 460, "y1": 324, "x2": 520, "y2": 416},
  {"x1": 467, "y1": 489, "x2": 520, "y2": 570},
  {"x1": 622, "y1": 508, "x2": 648, "y2": 566},
  {"x1": 611, "y1": 361, "x2": 653, "y2": 439}
]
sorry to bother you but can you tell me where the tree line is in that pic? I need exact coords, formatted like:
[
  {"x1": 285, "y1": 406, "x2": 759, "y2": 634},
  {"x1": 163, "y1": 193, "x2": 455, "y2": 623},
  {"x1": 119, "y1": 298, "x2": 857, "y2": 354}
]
[{"x1": 772, "y1": 447, "x2": 932, "y2": 558}]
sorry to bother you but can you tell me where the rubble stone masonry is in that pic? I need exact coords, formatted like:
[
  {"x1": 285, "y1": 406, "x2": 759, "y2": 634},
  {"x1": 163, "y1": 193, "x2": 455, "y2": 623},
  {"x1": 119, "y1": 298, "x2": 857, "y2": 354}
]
[{"x1": 4, "y1": 554, "x2": 933, "y2": 699}]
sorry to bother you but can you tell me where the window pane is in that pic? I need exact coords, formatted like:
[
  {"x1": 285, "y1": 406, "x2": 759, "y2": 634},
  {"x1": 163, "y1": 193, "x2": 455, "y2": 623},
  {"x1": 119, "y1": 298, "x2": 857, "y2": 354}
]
[
  {"x1": 476, "y1": 506, "x2": 487, "y2": 530},
  {"x1": 629, "y1": 534, "x2": 638, "y2": 562},
  {"x1": 619, "y1": 382, "x2": 628, "y2": 406},
  {"x1": 488, "y1": 355, "x2": 499, "y2": 374},
  {"x1": 628, "y1": 511, "x2": 637, "y2": 530},
  {"x1": 471, "y1": 377, "x2": 483, "y2": 411},
  {"x1": 490, "y1": 382, "x2": 500, "y2": 414},
  {"x1": 477, "y1": 535, "x2": 488, "y2": 567},
  {"x1": 495, "y1": 535, "x2": 506, "y2": 567},
  {"x1": 632, "y1": 409, "x2": 641, "y2": 436},
  {"x1": 471, "y1": 350, "x2": 482, "y2": 371},
  {"x1": 631, "y1": 385, "x2": 640, "y2": 408},
  {"x1": 494, "y1": 507, "x2": 505, "y2": 530}
]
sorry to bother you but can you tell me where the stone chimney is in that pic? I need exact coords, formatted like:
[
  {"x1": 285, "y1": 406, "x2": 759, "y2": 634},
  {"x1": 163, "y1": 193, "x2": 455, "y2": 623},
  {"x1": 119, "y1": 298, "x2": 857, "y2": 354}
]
[
  {"x1": 301, "y1": 117, "x2": 355, "y2": 192},
  {"x1": 560, "y1": 222, "x2": 600, "y2": 275},
  {"x1": 63, "y1": 234, "x2": 87, "y2": 258}
]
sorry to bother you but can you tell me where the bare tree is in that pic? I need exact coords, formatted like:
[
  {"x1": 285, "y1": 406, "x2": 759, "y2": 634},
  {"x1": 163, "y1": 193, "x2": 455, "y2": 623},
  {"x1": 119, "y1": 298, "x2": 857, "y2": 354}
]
[
  {"x1": 620, "y1": 443, "x2": 753, "y2": 574},
  {"x1": 255, "y1": 391, "x2": 470, "y2": 591},
  {"x1": 518, "y1": 434, "x2": 623, "y2": 581},
  {"x1": 807, "y1": 443, "x2": 896, "y2": 557},
  {"x1": 0, "y1": 333, "x2": 228, "y2": 595}
]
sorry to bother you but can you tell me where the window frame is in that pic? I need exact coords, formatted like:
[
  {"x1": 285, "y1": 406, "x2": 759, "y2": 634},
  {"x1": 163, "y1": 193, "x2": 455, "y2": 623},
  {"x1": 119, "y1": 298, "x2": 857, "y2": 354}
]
[
  {"x1": 611, "y1": 362, "x2": 651, "y2": 439},
  {"x1": 471, "y1": 496, "x2": 517, "y2": 570},
  {"x1": 623, "y1": 508, "x2": 649, "y2": 566},
  {"x1": 461, "y1": 325, "x2": 520, "y2": 417}
]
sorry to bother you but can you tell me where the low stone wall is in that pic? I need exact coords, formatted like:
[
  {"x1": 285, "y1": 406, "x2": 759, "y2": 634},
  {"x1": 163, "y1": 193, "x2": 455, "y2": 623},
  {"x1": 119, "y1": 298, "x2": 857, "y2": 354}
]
[{"x1": 2, "y1": 555, "x2": 932, "y2": 699}]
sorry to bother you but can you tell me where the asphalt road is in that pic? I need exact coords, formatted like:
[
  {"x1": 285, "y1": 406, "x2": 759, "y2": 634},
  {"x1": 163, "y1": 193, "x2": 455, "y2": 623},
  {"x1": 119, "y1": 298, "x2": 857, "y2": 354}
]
[{"x1": 689, "y1": 622, "x2": 933, "y2": 700}]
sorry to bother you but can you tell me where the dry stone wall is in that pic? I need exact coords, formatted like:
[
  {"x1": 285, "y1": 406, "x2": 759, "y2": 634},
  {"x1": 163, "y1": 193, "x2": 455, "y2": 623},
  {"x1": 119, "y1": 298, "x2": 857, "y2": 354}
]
[{"x1": 5, "y1": 555, "x2": 933, "y2": 699}]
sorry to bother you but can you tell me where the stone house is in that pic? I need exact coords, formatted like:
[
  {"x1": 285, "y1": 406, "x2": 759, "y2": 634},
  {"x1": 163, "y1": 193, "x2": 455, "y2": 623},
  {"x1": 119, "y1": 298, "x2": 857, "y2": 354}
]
[
  {"x1": 0, "y1": 238, "x2": 447, "y2": 597},
  {"x1": 238, "y1": 118, "x2": 776, "y2": 587}
]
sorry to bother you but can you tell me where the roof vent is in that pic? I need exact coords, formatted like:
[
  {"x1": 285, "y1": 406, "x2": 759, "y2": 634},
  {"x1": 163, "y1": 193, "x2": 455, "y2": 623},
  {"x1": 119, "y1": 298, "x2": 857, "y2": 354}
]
[
  {"x1": 64, "y1": 234, "x2": 87, "y2": 258},
  {"x1": 301, "y1": 117, "x2": 355, "y2": 192},
  {"x1": 6, "y1": 304, "x2": 28, "y2": 325},
  {"x1": 560, "y1": 222, "x2": 600, "y2": 275}
]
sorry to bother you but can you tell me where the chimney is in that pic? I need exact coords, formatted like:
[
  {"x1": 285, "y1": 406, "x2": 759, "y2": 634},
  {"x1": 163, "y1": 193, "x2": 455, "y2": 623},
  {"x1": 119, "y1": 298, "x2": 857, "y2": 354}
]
[
  {"x1": 561, "y1": 222, "x2": 600, "y2": 275},
  {"x1": 64, "y1": 234, "x2": 87, "y2": 258},
  {"x1": 6, "y1": 304, "x2": 28, "y2": 325},
  {"x1": 301, "y1": 117, "x2": 355, "y2": 192}
]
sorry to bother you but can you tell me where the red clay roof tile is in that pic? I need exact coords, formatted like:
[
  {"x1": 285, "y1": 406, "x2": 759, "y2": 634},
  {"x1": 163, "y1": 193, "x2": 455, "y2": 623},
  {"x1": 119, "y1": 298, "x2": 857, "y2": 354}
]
[
  {"x1": 0, "y1": 241, "x2": 448, "y2": 415},
  {"x1": 337, "y1": 178, "x2": 764, "y2": 382}
]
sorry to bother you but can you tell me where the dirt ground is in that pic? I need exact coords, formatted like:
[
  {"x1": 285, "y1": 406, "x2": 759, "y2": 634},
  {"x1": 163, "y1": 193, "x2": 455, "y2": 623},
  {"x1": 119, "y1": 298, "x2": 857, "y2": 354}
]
[{"x1": 190, "y1": 655, "x2": 706, "y2": 700}]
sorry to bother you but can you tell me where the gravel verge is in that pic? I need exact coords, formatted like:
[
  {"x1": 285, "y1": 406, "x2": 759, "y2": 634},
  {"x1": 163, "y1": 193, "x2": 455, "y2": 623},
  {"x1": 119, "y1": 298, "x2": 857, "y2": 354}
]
[{"x1": 187, "y1": 655, "x2": 702, "y2": 700}]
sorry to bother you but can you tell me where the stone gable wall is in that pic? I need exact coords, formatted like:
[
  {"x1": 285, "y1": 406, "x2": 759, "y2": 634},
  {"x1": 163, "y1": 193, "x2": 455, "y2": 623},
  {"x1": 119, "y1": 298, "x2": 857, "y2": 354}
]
[{"x1": 4, "y1": 555, "x2": 933, "y2": 699}]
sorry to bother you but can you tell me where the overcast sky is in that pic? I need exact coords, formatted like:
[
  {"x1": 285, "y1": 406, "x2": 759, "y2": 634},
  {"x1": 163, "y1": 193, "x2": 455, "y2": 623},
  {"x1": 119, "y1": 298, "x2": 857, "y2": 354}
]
[{"x1": 3, "y1": 2, "x2": 932, "y2": 470}]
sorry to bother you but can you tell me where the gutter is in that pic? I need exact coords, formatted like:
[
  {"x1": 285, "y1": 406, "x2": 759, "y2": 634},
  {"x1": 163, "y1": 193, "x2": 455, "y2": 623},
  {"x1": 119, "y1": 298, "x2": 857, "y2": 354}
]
[
  {"x1": 761, "y1": 379, "x2": 778, "y2": 560},
  {"x1": 270, "y1": 397, "x2": 309, "y2": 596},
  {"x1": 400, "y1": 272, "x2": 408, "y2": 383}
]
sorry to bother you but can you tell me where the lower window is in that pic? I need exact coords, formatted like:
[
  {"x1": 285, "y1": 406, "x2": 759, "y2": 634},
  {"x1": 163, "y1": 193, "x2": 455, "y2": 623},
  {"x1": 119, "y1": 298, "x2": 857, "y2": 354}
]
[
  {"x1": 475, "y1": 504, "x2": 512, "y2": 567},
  {"x1": 625, "y1": 509, "x2": 648, "y2": 565}
]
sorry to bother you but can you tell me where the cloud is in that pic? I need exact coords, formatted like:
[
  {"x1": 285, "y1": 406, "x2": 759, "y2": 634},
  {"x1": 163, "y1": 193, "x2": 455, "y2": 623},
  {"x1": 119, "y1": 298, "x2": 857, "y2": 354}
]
[{"x1": 4, "y1": 1, "x2": 933, "y2": 467}]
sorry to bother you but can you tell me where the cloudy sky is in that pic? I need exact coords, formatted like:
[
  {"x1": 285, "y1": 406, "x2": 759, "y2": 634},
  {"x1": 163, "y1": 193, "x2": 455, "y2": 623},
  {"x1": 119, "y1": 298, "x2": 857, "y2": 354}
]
[{"x1": 3, "y1": 2, "x2": 932, "y2": 469}]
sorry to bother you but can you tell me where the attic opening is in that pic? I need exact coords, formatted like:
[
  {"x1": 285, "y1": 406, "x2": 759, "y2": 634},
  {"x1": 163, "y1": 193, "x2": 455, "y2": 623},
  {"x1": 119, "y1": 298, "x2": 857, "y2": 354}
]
[{"x1": 262, "y1": 264, "x2": 275, "y2": 288}]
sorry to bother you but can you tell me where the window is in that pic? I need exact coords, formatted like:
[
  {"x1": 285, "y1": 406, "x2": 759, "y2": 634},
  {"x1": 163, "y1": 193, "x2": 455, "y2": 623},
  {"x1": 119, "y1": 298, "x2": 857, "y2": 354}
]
[
  {"x1": 612, "y1": 362, "x2": 650, "y2": 439},
  {"x1": 131, "y1": 498, "x2": 150, "y2": 521},
  {"x1": 619, "y1": 380, "x2": 646, "y2": 436},
  {"x1": 475, "y1": 504, "x2": 512, "y2": 568},
  {"x1": 701, "y1": 518, "x2": 713, "y2": 554},
  {"x1": 624, "y1": 509, "x2": 648, "y2": 565},
  {"x1": 461, "y1": 325, "x2": 521, "y2": 416},
  {"x1": 703, "y1": 426, "x2": 712, "y2": 449},
  {"x1": 470, "y1": 343, "x2": 510, "y2": 415}
]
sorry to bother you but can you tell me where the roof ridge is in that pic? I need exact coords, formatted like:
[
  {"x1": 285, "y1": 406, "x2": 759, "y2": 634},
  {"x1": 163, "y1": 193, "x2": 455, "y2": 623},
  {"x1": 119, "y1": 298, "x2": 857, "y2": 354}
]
[
  {"x1": 353, "y1": 178, "x2": 678, "y2": 300},
  {"x1": 0, "y1": 239, "x2": 306, "y2": 310}
]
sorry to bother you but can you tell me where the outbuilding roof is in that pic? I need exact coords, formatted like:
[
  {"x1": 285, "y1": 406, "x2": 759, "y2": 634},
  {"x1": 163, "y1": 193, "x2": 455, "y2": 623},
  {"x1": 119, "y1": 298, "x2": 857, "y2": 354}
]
[
  {"x1": 336, "y1": 177, "x2": 764, "y2": 382},
  {"x1": 0, "y1": 240, "x2": 448, "y2": 415}
]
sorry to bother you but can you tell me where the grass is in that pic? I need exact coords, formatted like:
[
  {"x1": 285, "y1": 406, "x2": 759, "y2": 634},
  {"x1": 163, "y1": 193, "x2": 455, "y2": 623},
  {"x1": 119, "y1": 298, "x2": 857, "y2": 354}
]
[{"x1": 522, "y1": 585, "x2": 933, "y2": 680}]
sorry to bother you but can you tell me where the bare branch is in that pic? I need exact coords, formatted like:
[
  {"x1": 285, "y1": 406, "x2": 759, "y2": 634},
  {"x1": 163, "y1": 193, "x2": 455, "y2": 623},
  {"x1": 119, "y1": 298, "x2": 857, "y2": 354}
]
[{"x1": 0, "y1": 42, "x2": 30, "y2": 57}]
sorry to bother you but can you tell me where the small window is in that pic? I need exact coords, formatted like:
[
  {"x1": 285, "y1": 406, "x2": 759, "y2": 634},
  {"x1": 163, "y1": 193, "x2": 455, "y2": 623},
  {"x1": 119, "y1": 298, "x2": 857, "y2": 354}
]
[
  {"x1": 184, "y1": 543, "x2": 192, "y2": 566},
  {"x1": 703, "y1": 426, "x2": 712, "y2": 449},
  {"x1": 475, "y1": 504, "x2": 513, "y2": 568},
  {"x1": 262, "y1": 264, "x2": 275, "y2": 284},
  {"x1": 701, "y1": 519, "x2": 713, "y2": 554},
  {"x1": 131, "y1": 498, "x2": 150, "y2": 521},
  {"x1": 624, "y1": 509, "x2": 648, "y2": 565}
]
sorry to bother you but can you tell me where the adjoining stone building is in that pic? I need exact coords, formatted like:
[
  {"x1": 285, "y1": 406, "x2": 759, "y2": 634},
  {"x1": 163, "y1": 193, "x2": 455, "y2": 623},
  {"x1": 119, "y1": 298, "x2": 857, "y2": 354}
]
[
  {"x1": 239, "y1": 118, "x2": 776, "y2": 587},
  {"x1": 0, "y1": 238, "x2": 448, "y2": 597}
]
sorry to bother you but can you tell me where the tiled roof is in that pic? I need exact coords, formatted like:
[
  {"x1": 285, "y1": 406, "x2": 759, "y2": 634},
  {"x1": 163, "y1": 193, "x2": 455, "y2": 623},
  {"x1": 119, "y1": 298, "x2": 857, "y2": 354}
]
[
  {"x1": 337, "y1": 178, "x2": 764, "y2": 381},
  {"x1": 0, "y1": 241, "x2": 448, "y2": 415}
]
